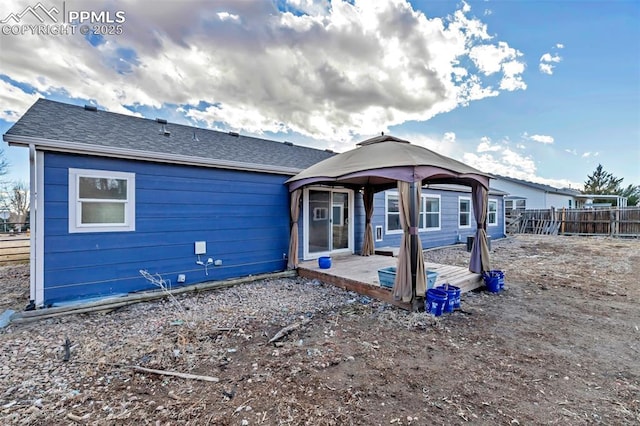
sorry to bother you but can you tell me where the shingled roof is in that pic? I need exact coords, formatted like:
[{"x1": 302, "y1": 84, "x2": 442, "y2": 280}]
[
  {"x1": 4, "y1": 99, "x2": 335, "y2": 174},
  {"x1": 492, "y1": 174, "x2": 581, "y2": 197}
]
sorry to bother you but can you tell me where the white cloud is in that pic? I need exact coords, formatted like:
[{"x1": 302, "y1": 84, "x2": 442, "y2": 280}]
[
  {"x1": 463, "y1": 147, "x2": 580, "y2": 189},
  {"x1": 0, "y1": 0, "x2": 528, "y2": 145},
  {"x1": 540, "y1": 53, "x2": 562, "y2": 63},
  {"x1": 539, "y1": 51, "x2": 563, "y2": 75},
  {"x1": 468, "y1": 42, "x2": 527, "y2": 91},
  {"x1": 393, "y1": 131, "x2": 460, "y2": 158},
  {"x1": 565, "y1": 149, "x2": 577, "y2": 155},
  {"x1": 582, "y1": 151, "x2": 600, "y2": 158},
  {"x1": 529, "y1": 134, "x2": 554, "y2": 144},
  {"x1": 443, "y1": 132, "x2": 456, "y2": 143},
  {"x1": 556, "y1": 43, "x2": 564, "y2": 49},
  {"x1": 477, "y1": 136, "x2": 502, "y2": 152},
  {"x1": 0, "y1": 79, "x2": 42, "y2": 122},
  {"x1": 539, "y1": 63, "x2": 554, "y2": 75}
]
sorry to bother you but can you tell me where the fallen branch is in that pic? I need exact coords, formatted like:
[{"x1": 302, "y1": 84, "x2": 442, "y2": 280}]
[
  {"x1": 67, "y1": 412, "x2": 90, "y2": 423},
  {"x1": 131, "y1": 365, "x2": 219, "y2": 383},
  {"x1": 269, "y1": 317, "x2": 311, "y2": 343}
]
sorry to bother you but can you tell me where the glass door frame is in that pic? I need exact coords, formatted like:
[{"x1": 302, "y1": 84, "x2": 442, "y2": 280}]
[{"x1": 302, "y1": 186, "x2": 354, "y2": 260}]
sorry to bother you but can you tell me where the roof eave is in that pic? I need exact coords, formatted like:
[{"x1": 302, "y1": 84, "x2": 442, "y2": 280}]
[{"x1": 4, "y1": 134, "x2": 304, "y2": 176}]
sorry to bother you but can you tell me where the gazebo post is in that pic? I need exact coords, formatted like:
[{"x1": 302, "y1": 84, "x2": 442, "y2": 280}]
[{"x1": 409, "y1": 181, "x2": 418, "y2": 308}]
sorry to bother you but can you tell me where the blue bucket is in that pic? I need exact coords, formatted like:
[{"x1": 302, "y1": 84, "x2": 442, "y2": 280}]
[
  {"x1": 482, "y1": 271, "x2": 502, "y2": 293},
  {"x1": 437, "y1": 284, "x2": 461, "y2": 311},
  {"x1": 318, "y1": 256, "x2": 332, "y2": 269},
  {"x1": 493, "y1": 270, "x2": 505, "y2": 289},
  {"x1": 425, "y1": 289, "x2": 448, "y2": 316},
  {"x1": 426, "y1": 271, "x2": 438, "y2": 290}
]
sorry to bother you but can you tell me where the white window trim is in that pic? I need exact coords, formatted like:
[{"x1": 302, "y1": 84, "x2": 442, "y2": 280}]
[
  {"x1": 487, "y1": 199, "x2": 498, "y2": 227},
  {"x1": 302, "y1": 187, "x2": 354, "y2": 260},
  {"x1": 421, "y1": 193, "x2": 441, "y2": 231},
  {"x1": 387, "y1": 190, "x2": 442, "y2": 233},
  {"x1": 458, "y1": 196, "x2": 472, "y2": 229},
  {"x1": 68, "y1": 168, "x2": 136, "y2": 233},
  {"x1": 375, "y1": 225, "x2": 383, "y2": 242},
  {"x1": 385, "y1": 191, "x2": 402, "y2": 235}
]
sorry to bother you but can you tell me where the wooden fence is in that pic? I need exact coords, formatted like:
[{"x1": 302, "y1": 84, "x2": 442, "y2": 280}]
[
  {"x1": 0, "y1": 236, "x2": 30, "y2": 266},
  {"x1": 507, "y1": 207, "x2": 640, "y2": 237}
]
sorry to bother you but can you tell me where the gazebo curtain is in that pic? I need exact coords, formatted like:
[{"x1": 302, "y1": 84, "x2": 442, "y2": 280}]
[
  {"x1": 287, "y1": 189, "x2": 302, "y2": 269},
  {"x1": 361, "y1": 186, "x2": 375, "y2": 256},
  {"x1": 392, "y1": 182, "x2": 427, "y2": 302},
  {"x1": 414, "y1": 184, "x2": 427, "y2": 296},
  {"x1": 469, "y1": 184, "x2": 491, "y2": 273},
  {"x1": 393, "y1": 181, "x2": 412, "y2": 302}
]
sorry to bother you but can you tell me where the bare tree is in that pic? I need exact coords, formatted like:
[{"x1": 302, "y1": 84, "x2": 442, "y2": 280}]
[
  {"x1": 0, "y1": 148, "x2": 8, "y2": 178},
  {"x1": 1, "y1": 181, "x2": 29, "y2": 232}
]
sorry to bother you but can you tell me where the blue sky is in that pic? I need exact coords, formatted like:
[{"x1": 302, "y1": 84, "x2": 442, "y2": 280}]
[{"x1": 0, "y1": 0, "x2": 638, "y2": 190}]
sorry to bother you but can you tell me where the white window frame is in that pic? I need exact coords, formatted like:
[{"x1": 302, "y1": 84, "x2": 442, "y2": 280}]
[
  {"x1": 487, "y1": 199, "x2": 498, "y2": 226},
  {"x1": 375, "y1": 225, "x2": 383, "y2": 241},
  {"x1": 387, "y1": 190, "x2": 441, "y2": 233},
  {"x1": 420, "y1": 194, "x2": 441, "y2": 231},
  {"x1": 302, "y1": 187, "x2": 354, "y2": 260},
  {"x1": 458, "y1": 196, "x2": 472, "y2": 229},
  {"x1": 505, "y1": 198, "x2": 526, "y2": 211},
  {"x1": 68, "y1": 168, "x2": 136, "y2": 233},
  {"x1": 385, "y1": 191, "x2": 402, "y2": 235}
]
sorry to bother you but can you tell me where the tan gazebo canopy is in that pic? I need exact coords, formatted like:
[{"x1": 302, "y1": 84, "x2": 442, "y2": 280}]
[{"x1": 286, "y1": 135, "x2": 492, "y2": 304}]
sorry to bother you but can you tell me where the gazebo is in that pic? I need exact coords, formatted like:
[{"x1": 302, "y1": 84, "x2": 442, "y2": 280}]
[{"x1": 286, "y1": 135, "x2": 492, "y2": 304}]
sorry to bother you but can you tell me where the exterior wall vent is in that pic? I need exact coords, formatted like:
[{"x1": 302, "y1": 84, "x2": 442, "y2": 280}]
[
  {"x1": 156, "y1": 118, "x2": 168, "y2": 124},
  {"x1": 325, "y1": 149, "x2": 334, "y2": 153},
  {"x1": 159, "y1": 125, "x2": 170, "y2": 136},
  {"x1": 284, "y1": 141, "x2": 293, "y2": 146},
  {"x1": 228, "y1": 131, "x2": 240, "y2": 137},
  {"x1": 84, "y1": 105, "x2": 97, "y2": 112}
]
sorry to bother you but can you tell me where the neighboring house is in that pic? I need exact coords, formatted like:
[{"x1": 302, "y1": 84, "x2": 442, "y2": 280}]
[
  {"x1": 6, "y1": 99, "x2": 505, "y2": 308},
  {"x1": 490, "y1": 175, "x2": 582, "y2": 212}
]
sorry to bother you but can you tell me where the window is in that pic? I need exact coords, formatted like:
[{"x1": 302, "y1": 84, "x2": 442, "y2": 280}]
[
  {"x1": 386, "y1": 192, "x2": 401, "y2": 233},
  {"x1": 313, "y1": 207, "x2": 328, "y2": 221},
  {"x1": 505, "y1": 199, "x2": 526, "y2": 212},
  {"x1": 419, "y1": 195, "x2": 441, "y2": 230},
  {"x1": 69, "y1": 168, "x2": 135, "y2": 233},
  {"x1": 459, "y1": 197, "x2": 471, "y2": 228},
  {"x1": 387, "y1": 191, "x2": 441, "y2": 233},
  {"x1": 487, "y1": 199, "x2": 498, "y2": 226},
  {"x1": 332, "y1": 204, "x2": 344, "y2": 226}
]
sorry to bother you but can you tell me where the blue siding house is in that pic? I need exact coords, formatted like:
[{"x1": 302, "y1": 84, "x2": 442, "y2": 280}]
[
  {"x1": 370, "y1": 185, "x2": 505, "y2": 250},
  {"x1": 5, "y1": 99, "x2": 505, "y2": 308},
  {"x1": 5, "y1": 99, "x2": 333, "y2": 307}
]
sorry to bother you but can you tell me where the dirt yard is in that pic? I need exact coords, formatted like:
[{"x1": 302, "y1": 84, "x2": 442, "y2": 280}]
[{"x1": 0, "y1": 235, "x2": 638, "y2": 425}]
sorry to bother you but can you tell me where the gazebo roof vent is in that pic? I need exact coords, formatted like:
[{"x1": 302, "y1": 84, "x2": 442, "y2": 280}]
[{"x1": 356, "y1": 134, "x2": 411, "y2": 147}]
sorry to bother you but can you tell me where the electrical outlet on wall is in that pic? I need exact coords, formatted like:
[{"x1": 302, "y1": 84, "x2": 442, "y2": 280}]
[{"x1": 194, "y1": 241, "x2": 206, "y2": 255}]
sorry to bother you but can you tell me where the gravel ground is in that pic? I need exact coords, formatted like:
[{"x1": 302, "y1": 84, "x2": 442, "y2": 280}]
[{"x1": 0, "y1": 234, "x2": 638, "y2": 425}]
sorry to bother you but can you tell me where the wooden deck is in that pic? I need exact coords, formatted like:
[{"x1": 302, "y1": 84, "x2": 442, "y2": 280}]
[{"x1": 298, "y1": 254, "x2": 483, "y2": 310}]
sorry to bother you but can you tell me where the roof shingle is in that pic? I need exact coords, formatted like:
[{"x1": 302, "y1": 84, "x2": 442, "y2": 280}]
[{"x1": 5, "y1": 99, "x2": 334, "y2": 171}]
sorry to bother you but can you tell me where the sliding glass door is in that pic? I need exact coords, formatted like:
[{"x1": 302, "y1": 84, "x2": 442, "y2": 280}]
[{"x1": 304, "y1": 188, "x2": 353, "y2": 259}]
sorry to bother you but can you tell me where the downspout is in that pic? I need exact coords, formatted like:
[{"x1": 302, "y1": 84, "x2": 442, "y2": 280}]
[{"x1": 27, "y1": 144, "x2": 37, "y2": 310}]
